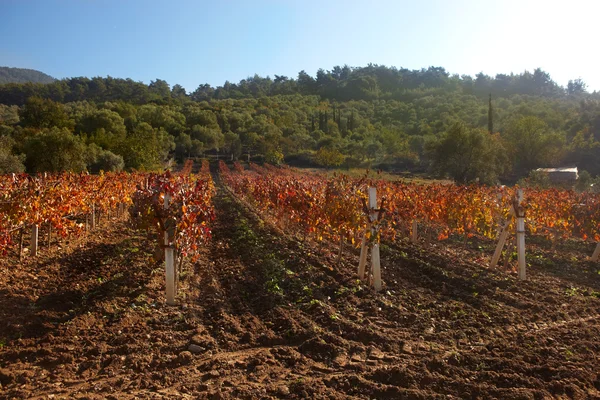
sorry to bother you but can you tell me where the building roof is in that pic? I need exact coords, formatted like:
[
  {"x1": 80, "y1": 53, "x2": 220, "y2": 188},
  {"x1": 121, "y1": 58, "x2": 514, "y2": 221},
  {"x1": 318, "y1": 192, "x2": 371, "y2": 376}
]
[{"x1": 535, "y1": 167, "x2": 578, "y2": 173}]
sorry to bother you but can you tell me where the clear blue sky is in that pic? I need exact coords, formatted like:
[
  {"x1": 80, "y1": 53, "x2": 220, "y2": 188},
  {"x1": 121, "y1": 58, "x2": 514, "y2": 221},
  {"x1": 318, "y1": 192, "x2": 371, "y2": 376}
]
[{"x1": 2, "y1": 0, "x2": 599, "y2": 92}]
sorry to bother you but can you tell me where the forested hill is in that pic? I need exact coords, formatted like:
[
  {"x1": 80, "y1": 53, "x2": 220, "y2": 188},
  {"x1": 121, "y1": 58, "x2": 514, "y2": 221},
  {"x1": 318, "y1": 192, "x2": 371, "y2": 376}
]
[
  {"x1": 0, "y1": 65, "x2": 594, "y2": 105},
  {"x1": 0, "y1": 67, "x2": 56, "y2": 85},
  {"x1": 0, "y1": 65, "x2": 599, "y2": 185}
]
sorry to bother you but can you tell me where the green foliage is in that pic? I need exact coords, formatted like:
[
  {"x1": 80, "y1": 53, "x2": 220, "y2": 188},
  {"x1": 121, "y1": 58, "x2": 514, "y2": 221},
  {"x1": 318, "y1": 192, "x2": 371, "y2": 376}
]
[
  {"x1": 19, "y1": 97, "x2": 73, "y2": 130},
  {"x1": 86, "y1": 143, "x2": 124, "y2": 172},
  {"x1": 517, "y1": 170, "x2": 552, "y2": 189},
  {"x1": 0, "y1": 64, "x2": 598, "y2": 176},
  {"x1": 190, "y1": 125, "x2": 224, "y2": 151},
  {"x1": 574, "y1": 170, "x2": 600, "y2": 193},
  {"x1": 0, "y1": 105, "x2": 19, "y2": 125},
  {"x1": 137, "y1": 104, "x2": 186, "y2": 136},
  {"x1": 566, "y1": 128, "x2": 600, "y2": 176},
  {"x1": 567, "y1": 79, "x2": 586, "y2": 96},
  {"x1": 24, "y1": 127, "x2": 88, "y2": 172},
  {"x1": 119, "y1": 123, "x2": 174, "y2": 170},
  {"x1": 265, "y1": 149, "x2": 284, "y2": 165},
  {"x1": 184, "y1": 106, "x2": 220, "y2": 129},
  {"x1": 174, "y1": 133, "x2": 204, "y2": 161},
  {"x1": 0, "y1": 135, "x2": 25, "y2": 173},
  {"x1": 503, "y1": 116, "x2": 565, "y2": 172},
  {"x1": 427, "y1": 122, "x2": 506, "y2": 184},
  {"x1": 223, "y1": 131, "x2": 242, "y2": 159},
  {"x1": 77, "y1": 108, "x2": 127, "y2": 137},
  {"x1": 315, "y1": 147, "x2": 345, "y2": 168}
]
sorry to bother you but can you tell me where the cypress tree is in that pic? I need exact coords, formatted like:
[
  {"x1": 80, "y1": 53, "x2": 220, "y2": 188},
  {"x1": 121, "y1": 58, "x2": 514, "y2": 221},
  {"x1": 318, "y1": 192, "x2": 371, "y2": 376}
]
[{"x1": 488, "y1": 93, "x2": 493, "y2": 134}]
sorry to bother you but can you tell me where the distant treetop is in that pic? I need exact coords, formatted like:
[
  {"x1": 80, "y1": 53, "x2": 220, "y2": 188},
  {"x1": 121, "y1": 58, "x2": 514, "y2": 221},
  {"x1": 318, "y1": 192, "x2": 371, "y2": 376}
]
[{"x1": 0, "y1": 64, "x2": 595, "y2": 107}]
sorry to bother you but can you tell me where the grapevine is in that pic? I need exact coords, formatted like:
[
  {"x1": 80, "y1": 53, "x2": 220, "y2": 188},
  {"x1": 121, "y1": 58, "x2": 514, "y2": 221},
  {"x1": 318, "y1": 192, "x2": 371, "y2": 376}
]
[
  {"x1": 129, "y1": 160, "x2": 215, "y2": 263},
  {"x1": 0, "y1": 172, "x2": 143, "y2": 255},
  {"x1": 221, "y1": 165, "x2": 600, "y2": 254}
]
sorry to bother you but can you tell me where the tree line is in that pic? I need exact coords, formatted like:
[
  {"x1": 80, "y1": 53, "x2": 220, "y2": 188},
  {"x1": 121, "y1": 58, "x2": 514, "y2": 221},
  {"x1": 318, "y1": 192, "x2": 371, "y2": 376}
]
[{"x1": 0, "y1": 64, "x2": 599, "y2": 186}]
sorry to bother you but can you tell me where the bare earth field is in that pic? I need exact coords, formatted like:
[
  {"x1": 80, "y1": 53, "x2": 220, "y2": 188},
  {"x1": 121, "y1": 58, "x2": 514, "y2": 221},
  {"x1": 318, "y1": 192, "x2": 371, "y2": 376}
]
[{"x1": 1, "y1": 179, "x2": 600, "y2": 399}]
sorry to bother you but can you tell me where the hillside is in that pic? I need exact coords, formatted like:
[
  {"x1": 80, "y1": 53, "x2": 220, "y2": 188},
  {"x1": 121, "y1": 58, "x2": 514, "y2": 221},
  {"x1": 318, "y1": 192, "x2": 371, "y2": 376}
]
[
  {"x1": 0, "y1": 65, "x2": 599, "y2": 183},
  {"x1": 0, "y1": 66, "x2": 56, "y2": 84}
]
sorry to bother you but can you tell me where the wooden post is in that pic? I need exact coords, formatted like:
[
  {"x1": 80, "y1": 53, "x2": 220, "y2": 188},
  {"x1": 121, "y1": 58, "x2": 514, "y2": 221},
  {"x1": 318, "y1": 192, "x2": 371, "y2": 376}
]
[
  {"x1": 592, "y1": 243, "x2": 600, "y2": 262},
  {"x1": 31, "y1": 224, "x2": 38, "y2": 256},
  {"x1": 411, "y1": 220, "x2": 418, "y2": 244},
  {"x1": 164, "y1": 194, "x2": 176, "y2": 305},
  {"x1": 372, "y1": 242, "x2": 382, "y2": 292},
  {"x1": 490, "y1": 207, "x2": 515, "y2": 269},
  {"x1": 368, "y1": 188, "x2": 382, "y2": 292},
  {"x1": 491, "y1": 224, "x2": 510, "y2": 268},
  {"x1": 515, "y1": 189, "x2": 526, "y2": 280},
  {"x1": 176, "y1": 253, "x2": 184, "y2": 291},
  {"x1": 91, "y1": 204, "x2": 96, "y2": 230},
  {"x1": 19, "y1": 227, "x2": 24, "y2": 260},
  {"x1": 358, "y1": 226, "x2": 369, "y2": 279}
]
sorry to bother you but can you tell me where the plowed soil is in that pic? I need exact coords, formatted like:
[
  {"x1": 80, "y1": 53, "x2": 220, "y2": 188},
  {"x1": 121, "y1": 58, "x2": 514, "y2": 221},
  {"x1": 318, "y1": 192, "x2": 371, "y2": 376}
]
[{"x1": 1, "y1": 177, "x2": 600, "y2": 399}]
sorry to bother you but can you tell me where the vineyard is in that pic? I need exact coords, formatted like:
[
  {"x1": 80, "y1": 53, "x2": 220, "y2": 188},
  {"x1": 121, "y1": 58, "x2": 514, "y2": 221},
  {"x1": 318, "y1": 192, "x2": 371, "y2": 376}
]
[
  {"x1": 221, "y1": 161, "x2": 600, "y2": 271},
  {"x1": 1, "y1": 161, "x2": 600, "y2": 399}
]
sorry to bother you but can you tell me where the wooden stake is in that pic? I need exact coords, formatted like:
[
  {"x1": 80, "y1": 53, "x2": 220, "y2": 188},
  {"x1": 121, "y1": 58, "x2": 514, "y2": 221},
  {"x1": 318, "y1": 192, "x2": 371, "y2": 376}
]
[
  {"x1": 165, "y1": 246, "x2": 175, "y2": 304},
  {"x1": 19, "y1": 227, "x2": 24, "y2": 260},
  {"x1": 515, "y1": 189, "x2": 526, "y2": 280},
  {"x1": 592, "y1": 243, "x2": 600, "y2": 262},
  {"x1": 358, "y1": 225, "x2": 369, "y2": 279},
  {"x1": 372, "y1": 242, "x2": 382, "y2": 292},
  {"x1": 358, "y1": 187, "x2": 383, "y2": 291},
  {"x1": 164, "y1": 194, "x2": 176, "y2": 305},
  {"x1": 368, "y1": 188, "x2": 382, "y2": 292},
  {"x1": 91, "y1": 204, "x2": 96, "y2": 230},
  {"x1": 411, "y1": 220, "x2": 418, "y2": 244},
  {"x1": 490, "y1": 207, "x2": 515, "y2": 269},
  {"x1": 31, "y1": 224, "x2": 39, "y2": 257}
]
